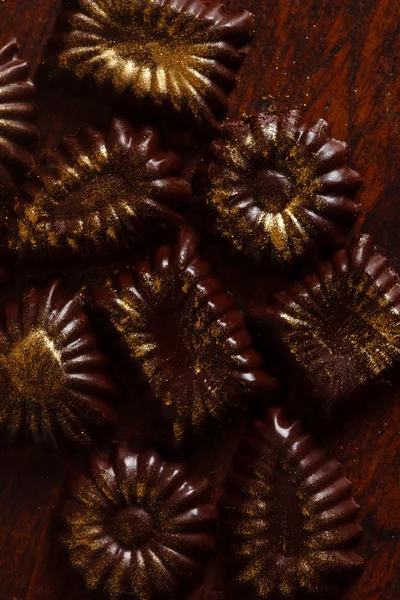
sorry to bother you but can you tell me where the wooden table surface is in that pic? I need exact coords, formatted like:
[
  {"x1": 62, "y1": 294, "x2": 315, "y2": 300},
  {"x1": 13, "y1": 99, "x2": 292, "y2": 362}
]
[{"x1": 0, "y1": 0, "x2": 399, "y2": 598}]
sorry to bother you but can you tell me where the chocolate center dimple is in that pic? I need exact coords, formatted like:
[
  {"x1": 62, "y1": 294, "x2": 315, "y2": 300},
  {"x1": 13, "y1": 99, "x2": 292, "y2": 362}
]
[
  {"x1": 152, "y1": 311, "x2": 188, "y2": 362},
  {"x1": 254, "y1": 168, "x2": 295, "y2": 214},
  {"x1": 306, "y1": 299, "x2": 377, "y2": 365},
  {"x1": 271, "y1": 467, "x2": 307, "y2": 556},
  {"x1": 49, "y1": 174, "x2": 131, "y2": 220},
  {"x1": 109, "y1": 20, "x2": 180, "y2": 69},
  {"x1": 114, "y1": 506, "x2": 153, "y2": 548}
]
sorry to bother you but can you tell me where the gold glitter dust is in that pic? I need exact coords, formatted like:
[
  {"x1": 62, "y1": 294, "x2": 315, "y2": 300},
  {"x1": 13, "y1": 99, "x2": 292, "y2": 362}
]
[
  {"x1": 281, "y1": 272, "x2": 400, "y2": 380},
  {"x1": 93, "y1": 228, "x2": 275, "y2": 441},
  {"x1": 208, "y1": 111, "x2": 361, "y2": 264},
  {"x1": 258, "y1": 235, "x2": 400, "y2": 400},
  {"x1": 4, "y1": 329, "x2": 65, "y2": 402},
  {"x1": 10, "y1": 118, "x2": 188, "y2": 256},
  {"x1": 63, "y1": 447, "x2": 216, "y2": 598},
  {"x1": 0, "y1": 280, "x2": 116, "y2": 447},
  {"x1": 52, "y1": 0, "x2": 254, "y2": 126},
  {"x1": 104, "y1": 278, "x2": 232, "y2": 437}
]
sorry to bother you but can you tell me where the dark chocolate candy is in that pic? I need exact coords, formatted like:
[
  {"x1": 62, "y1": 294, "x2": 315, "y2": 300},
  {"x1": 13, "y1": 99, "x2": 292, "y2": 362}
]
[
  {"x1": 251, "y1": 234, "x2": 400, "y2": 423},
  {"x1": 0, "y1": 39, "x2": 39, "y2": 201},
  {"x1": 9, "y1": 117, "x2": 190, "y2": 260},
  {"x1": 208, "y1": 110, "x2": 361, "y2": 267},
  {"x1": 0, "y1": 279, "x2": 117, "y2": 448},
  {"x1": 92, "y1": 226, "x2": 279, "y2": 444},
  {"x1": 62, "y1": 445, "x2": 216, "y2": 598},
  {"x1": 49, "y1": 0, "x2": 254, "y2": 129},
  {"x1": 221, "y1": 406, "x2": 364, "y2": 599}
]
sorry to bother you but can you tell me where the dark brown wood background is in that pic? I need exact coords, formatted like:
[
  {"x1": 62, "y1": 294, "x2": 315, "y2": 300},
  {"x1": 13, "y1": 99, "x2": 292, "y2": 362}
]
[{"x1": 0, "y1": 0, "x2": 399, "y2": 598}]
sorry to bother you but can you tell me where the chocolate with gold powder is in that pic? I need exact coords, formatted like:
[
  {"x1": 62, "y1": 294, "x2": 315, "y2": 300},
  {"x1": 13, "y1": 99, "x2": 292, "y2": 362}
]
[
  {"x1": 0, "y1": 3, "x2": 376, "y2": 597},
  {"x1": 0, "y1": 279, "x2": 117, "y2": 448},
  {"x1": 92, "y1": 226, "x2": 279, "y2": 444},
  {"x1": 221, "y1": 406, "x2": 364, "y2": 599},
  {"x1": 48, "y1": 0, "x2": 254, "y2": 128},
  {"x1": 62, "y1": 445, "x2": 216, "y2": 598},
  {"x1": 9, "y1": 117, "x2": 190, "y2": 260},
  {"x1": 251, "y1": 235, "x2": 400, "y2": 422},
  {"x1": 208, "y1": 111, "x2": 361, "y2": 266}
]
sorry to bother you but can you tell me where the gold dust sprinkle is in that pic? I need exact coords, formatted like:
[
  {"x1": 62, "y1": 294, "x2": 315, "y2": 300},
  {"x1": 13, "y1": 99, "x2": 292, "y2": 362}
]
[{"x1": 53, "y1": 0, "x2": 254, "y2": 125}]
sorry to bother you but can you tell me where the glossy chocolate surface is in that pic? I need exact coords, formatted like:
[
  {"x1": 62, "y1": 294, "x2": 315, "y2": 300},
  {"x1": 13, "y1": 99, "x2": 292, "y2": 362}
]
[
  {"x1": 0, "y1": 0, "x2": 392, "y2": 598},
  {"x1": 251, "y1": 234, "x2": 400, "y2": 423},
  {"x1": 92, "y1": 226, "x2": 278, "y2": 444},
  {"x1": 49, "y1": 0, "x2": 254, "y2": 129},
  {"x1": 62, "y1": 446, "x2": 216, "y2": 598},
  {"x1": 0, "y1": 279, "x2": 117, "y2": 448},
  {"x1": 8, "y1": 118, "x2": 190, "y2": 261},
  {"x1": 0, "y1": 38, "x2": 39, "y2": 201},
  {"x1": 208, "y1": 111, "x2": 361, "y2": 266},
  {"x1": 221, "y1": 406, "x2": 364, "y2": 599}
]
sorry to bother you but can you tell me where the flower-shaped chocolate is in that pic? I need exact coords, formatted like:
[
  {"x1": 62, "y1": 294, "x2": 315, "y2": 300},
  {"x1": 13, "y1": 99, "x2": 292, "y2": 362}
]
[
  {"x1": 9, "y1": 117, "x2": 190, "y2": 258},
  {"x1": 50, "y1": 0, "x2": 254, "y2": 127},
  {"x1": 0, "y1": 280, "x2": 117, "y2": 447},
  {"x1": 208, "y1": 111, "x2": 361, "y2": 265},
  {"x1": 221, "y1": 406, "x2": 364, "y2": 599},
  {"x1": 93, "y1": 227, "x2": 278, "y2": 442},
  {"x1": 251, "y1": 234, "x2": 400, "y2": 422},
  {"x1": 62, "y1": 446, "x2": 216, "y2": 598},
  {"x1": 0, "y1": 38, "x2": 39, "y2": 200}
]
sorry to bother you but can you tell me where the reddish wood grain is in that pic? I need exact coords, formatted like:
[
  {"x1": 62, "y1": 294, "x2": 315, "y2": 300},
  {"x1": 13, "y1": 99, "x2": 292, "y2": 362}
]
[{"x1": 0, "y1": 0, "x2": 399, "y2": 598}]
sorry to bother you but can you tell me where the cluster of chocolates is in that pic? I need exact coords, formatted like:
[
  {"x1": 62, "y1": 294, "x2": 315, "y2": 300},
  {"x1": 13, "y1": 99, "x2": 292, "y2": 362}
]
[{"x1": 0, "y1": 0, "x2": 399, "y2": 598}]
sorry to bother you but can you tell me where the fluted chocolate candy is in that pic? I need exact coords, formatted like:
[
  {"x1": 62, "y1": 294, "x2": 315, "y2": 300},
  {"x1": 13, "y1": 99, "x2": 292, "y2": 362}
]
[
  {"x1": 0, "y1": 279, "x2": 117, "y2": 448},
  {"x1": 9, "y1": 117, "x2": 190, "y2": 260},
  {"x1": 92, "y1": 226, "x2": 278, "y2": 444},
  {"x1": 62, "y1": 446, "x2": 216, "y2": 598},
  {"x1": 49, "y1": 0, "x2": 254, "y2": 129},
  {"x1": 221, "y1": 406, "x2": 364, "y2": 599},
  {"x1": 208, "y1": 110, "x2": 361, "y2": 266},
  {"x1": 251, "y1": 235, "x2": 400, "y2": 422},
  {"x1": 0, "y1": 39, "x2": 39, "y2": 200}
]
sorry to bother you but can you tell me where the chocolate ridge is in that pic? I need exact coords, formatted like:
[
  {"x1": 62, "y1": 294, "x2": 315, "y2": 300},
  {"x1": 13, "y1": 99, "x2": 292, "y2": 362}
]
[
  {"x1": 251, "y1": 234, "x2": 400, "y2": 422},
  {"x1": 208, "y1": 110, "x2": 361, "y2": 267},
  {"x1": 221, "y1": 406, "x2": 364, "y2": 599},
  {"x1": 0, "y1": 38, "x2": 39, "y2": 200},
  {"x1": 48, "y1": 0, "x2": 255, "y2": 129},
  {"x1": 62, "y1": 445, "x2": 217, "y2": 598},
  {"x1": 92, "y1": 226, "x2": 279, "y2": 444},
  {"x1": 8, "y1": 117, "x2": 191, "y2": 261},
  {"x1": 0, "y1": 279, "x2": 118, "y2": 448}
]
